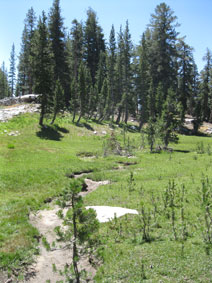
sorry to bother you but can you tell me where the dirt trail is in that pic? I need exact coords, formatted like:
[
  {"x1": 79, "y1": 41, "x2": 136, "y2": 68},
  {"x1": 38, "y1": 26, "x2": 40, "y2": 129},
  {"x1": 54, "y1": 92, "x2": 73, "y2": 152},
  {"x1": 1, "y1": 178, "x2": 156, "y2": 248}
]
[{"x1": 25, "y1": 179, "x2": 110, "y2": 283}]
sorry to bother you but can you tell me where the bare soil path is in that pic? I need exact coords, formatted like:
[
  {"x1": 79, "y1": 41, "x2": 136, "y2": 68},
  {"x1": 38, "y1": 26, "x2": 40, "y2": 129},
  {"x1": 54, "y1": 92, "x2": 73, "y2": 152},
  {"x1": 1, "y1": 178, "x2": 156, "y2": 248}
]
[{"x1": 25, "y1": 179, "x2": 110, "y2": 283}]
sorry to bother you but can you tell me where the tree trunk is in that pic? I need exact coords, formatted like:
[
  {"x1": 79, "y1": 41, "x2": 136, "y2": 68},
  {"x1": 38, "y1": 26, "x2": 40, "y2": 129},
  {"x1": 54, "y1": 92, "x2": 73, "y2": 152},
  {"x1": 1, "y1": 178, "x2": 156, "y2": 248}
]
[
  {"x1": 76, "y1": 113, "x2": 82, "y2": 124},
  {"x1": 50, "y1": 111, "x2": 57, "y2": 125},
  {"x1": 72, "y1": 110, "x2": 76, "y2": 123},
  {"x1": 39, "y1": 110, "x2": 44, "y2": 126},
  {"x1": 116, "y1": 107, "x2": 122, "y2": 124}
]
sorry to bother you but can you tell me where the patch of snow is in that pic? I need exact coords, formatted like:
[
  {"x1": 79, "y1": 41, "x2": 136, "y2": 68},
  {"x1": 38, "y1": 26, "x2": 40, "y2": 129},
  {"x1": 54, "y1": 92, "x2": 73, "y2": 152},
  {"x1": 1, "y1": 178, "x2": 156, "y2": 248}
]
[{"x1": 86, "y1": 206, "x2": 138, "y2": 223}]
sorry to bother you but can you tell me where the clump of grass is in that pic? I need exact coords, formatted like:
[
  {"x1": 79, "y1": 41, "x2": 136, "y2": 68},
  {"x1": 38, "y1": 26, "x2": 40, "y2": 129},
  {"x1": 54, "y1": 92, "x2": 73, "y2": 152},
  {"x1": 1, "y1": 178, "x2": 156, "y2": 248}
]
[
  {"x1": 7, "y1": 144, "x2": 15, "y2": 149},
  {"x1": 196, "y1": 141, "x2": 205, "y2": 154}
]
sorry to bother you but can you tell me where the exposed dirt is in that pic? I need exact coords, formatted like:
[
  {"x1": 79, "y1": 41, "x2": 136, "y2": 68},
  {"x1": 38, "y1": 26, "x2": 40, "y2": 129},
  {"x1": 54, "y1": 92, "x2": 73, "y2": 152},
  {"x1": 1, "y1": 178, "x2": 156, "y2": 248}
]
[
  {"x1": 23, "y1": 178, "x2": 110, "y2": 283},
  {"x1": 117, "y1": 161, "x2": 137, "y2": 166}
]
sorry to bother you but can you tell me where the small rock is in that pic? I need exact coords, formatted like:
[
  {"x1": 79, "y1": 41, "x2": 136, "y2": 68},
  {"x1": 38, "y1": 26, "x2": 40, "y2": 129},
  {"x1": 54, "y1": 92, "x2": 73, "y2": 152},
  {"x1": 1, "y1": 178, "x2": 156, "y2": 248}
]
[
  {"x1": 130, "y1": 125, "x2": 136, "y2": 130},
  {"x1": 93, "y1": 131, "x2": 97, "y2": 135},
  {"x1": 102, "y1": 130, "x2": 107, "y2": 135}
]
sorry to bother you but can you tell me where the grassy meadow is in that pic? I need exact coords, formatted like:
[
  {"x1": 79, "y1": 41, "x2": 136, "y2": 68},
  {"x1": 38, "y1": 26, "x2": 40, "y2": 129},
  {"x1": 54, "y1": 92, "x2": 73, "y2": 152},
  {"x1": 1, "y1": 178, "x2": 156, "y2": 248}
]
[{"x1": 1, "y1": 112, "x2": 212, "y2": 281}]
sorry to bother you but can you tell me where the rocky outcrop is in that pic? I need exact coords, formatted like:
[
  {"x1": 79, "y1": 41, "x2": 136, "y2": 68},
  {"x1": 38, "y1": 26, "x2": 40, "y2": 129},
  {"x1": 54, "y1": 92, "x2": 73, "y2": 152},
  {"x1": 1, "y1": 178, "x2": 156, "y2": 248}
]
[
  {"x1": 0, "y1": 104, "x2": 39, "y2": 122},
  {"x1": 0, "y1": 94, "x2": 39, "y2": 106}
]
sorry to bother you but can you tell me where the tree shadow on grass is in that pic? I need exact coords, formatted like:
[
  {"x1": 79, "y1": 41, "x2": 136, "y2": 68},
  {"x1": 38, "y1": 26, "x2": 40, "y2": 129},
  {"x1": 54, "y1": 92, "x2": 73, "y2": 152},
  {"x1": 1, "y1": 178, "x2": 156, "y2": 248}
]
[
  {"x1": 36, "y1": 125, "x2": 64, "y2": 141},
  {"x1": 54, "y1": 124, "x2": 69, "y2": 134},
  {"x1": 76, "y1": 122, "x2": 94, "y2": 131},
  {"x1": 173, "y1": 149, "x2": 190, "y2": 153}
]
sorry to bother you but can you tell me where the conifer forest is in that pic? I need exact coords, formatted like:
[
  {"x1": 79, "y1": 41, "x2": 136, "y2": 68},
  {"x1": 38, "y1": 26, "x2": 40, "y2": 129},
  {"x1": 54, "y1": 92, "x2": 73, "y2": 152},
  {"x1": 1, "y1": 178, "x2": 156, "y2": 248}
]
[
  {"x1": 0, "y1": 1, "x2": 211, "y2": 130},
  {"x1": 1, "y1": 1, "x2": 212, "y2": 282}
]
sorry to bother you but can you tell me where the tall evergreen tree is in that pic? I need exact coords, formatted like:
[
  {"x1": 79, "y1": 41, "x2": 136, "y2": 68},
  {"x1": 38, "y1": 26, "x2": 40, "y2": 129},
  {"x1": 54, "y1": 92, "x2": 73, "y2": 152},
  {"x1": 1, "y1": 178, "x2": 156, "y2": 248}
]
[
  {"x1": 123, "y1": 20, "x2": 133, "y2": 123},
  {"x1": 200, "y1": 48, "x2": 212, "y2": 121},
  {"x1": 95, "y1": 50, "x2": 107, "y2": 119},
  {"x1": 98, "y1": 77, "x2": 110, "y2": 121},
  {"x1": 48, "y1": 0, "x2": 68, "y2": 103},
  {"x1": 157, "y1": 88, "x2": 180, "y2": 148},
  {"x1": 138, "y1": 33, "x2": 150, "y2": 128},
  {"x1": 84, "y1": 8, "x2": 105, "y2": 85},
  {"x1": 107, "y1": 25, "x2": 117, "y2": 120},
  {"x1": 188, "y1": 62, "x2": 199, "y2": 116},
  {"x1": 70, "y1": 77, "x2": 79, "y2": 122},
  {"x1": 148, "y1": 2, "x2": 179, "y2": 102},
  {"x1": 0, "y1": 62, "x2": 9, "y2": 98},
  {"x1": 148, "y1": 78, "x2": 156, "y2": 119},
  {"x1": 31, "y1": 11, "x2": 54, "y2": 126},
  {"x1": 17, "y1": 7, "x2": 36, "y2": 95},
  {"x1": 51, "y1": 79, "x2": 65, "y2": 124},
  {"x1": 177, "y1": 38, "x2": 196, "y2": 121},
  {"x1": 69, "y1": 19, "x2": 83, "y2": 80},
  {"x1": 77, "y1": 62, "x2": 90, "y2": 123},
  {"x1": 115, "y1": 26, "x2": 125, "y2": 123},
  {"x1": 9, "y1": 43, "x2": 16, "y2": 97}
]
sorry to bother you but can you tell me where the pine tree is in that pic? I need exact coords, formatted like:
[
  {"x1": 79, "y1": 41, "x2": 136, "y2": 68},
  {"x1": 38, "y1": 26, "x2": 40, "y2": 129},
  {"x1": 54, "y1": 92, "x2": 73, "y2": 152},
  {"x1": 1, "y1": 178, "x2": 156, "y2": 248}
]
[
  {"x1": 98, "y1": 78, "x2": 110, "y2": 121},
  {"x1": 84, "y1": 8, "x2": 105, "y2": 85},
  {"x1": 115, "y1": 26, "x2": 125, "y2": 123},
  {"x1": 55, "y1": 180, "x2": 99, "y2": 282},
  {"x1": 17, "y1": 7, "x2": 36, "y2": 95},
  {"x1": 148, "y1": 79, "x2": 156, "y2": 120},
  {"x1": 146, "y1": 117, "x2": 156, "y2": 152},
  {"x1": 0, "y1": 62, "x2": 9, "y2": 98},
  {"x1": 138, "y1": 33, "x2": 150, "y2": 129},
  {"x1": 31, "y1": 11, "x2": 54, "y2": 126},
  {"x1": 157, "y1": 88, "x2": 180, "y2": 148},
  {"x1": 155, "y1": 82, "x2": 164, "y2": 117},
  {"x1": 69, "y1": 78, "x2": 79, "y2": 123},
  {"x1": 76, "y1": 62, "x2": 89, "y2": 124},
  {"x1": 9, "y1": 43, "x2": 16, "y2": 97},
  {"x1": 177, "y1": 38, "x2": 196, "y2": 121},
  {"x1": 188, "y1": 62, "x2": 199, "y2": 116},
  {"x1": 200, "y1": 48, "x2": 212, "y2": 121},
  {"x1": 95, "y1": 51, "x2": 107, "y2": 119},
  {"x1": 51, "y1": 79, "x2": 65, "y2": 124},
  {"x1": 123, "y1": 21, "x2": 133, "y2": 123},
  {"x1": 69, "y1": 19, "x2": 83, "y2": 80},
  {"x1": 48, "y1": 0, "x2": 68, "y2": 103},
  {"x1": 148, "y1": 3, "x2": 179, "y2": 101},
  {"x1": 193, "y1": 97, "x2": 203, "y2": 134},
  {"x1": 107, "y1": 25, "x2": 117, "y2": 120}
]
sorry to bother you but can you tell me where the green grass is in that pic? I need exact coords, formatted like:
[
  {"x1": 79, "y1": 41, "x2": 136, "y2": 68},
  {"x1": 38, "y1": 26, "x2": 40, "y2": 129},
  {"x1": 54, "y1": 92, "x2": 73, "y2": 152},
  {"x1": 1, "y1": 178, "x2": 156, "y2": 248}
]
[{"x1": 1, "y1": 112, "x2": 212, "y2": 281}]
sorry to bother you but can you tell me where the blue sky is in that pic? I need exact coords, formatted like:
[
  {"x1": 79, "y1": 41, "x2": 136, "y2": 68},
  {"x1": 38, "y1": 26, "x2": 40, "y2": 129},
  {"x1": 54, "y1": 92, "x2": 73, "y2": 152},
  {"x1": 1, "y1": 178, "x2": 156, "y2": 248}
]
[{"x1": 0, "y1": 0, "x2": 211, "y2": 73}]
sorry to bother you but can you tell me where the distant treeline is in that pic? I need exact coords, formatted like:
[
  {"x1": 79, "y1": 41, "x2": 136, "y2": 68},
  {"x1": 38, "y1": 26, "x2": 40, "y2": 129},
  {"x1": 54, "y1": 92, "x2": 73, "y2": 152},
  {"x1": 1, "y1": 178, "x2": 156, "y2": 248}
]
[{"x1": 0, "y1": 1, "x2": 211, "y2": 129}]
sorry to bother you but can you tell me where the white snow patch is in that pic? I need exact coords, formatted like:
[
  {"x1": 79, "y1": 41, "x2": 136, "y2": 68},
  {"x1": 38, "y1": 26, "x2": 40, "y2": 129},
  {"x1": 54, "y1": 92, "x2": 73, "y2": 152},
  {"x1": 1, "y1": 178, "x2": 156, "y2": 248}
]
[{"x1": 86, "y1": 206, "x2": 138, "y2": 223}]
